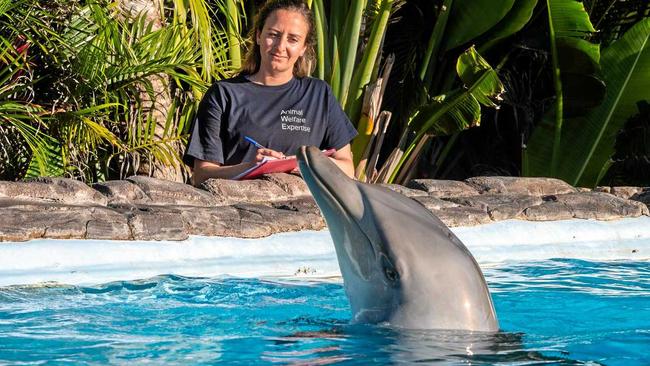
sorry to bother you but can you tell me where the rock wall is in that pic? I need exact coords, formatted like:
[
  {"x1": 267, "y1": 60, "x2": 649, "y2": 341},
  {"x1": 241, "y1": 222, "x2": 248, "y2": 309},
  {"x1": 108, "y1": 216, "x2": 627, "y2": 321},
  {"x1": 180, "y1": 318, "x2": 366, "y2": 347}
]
[{"x1": 0, "y1": 175, "x2": 648, "y2": 242}]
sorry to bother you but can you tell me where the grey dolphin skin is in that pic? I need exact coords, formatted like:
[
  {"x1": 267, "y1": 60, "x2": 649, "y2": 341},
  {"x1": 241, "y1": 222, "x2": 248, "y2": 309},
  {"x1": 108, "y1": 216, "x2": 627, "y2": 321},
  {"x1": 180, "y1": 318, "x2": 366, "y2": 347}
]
[{"x1": 297, "y1": 146, "x2": 499, "y2": 331}]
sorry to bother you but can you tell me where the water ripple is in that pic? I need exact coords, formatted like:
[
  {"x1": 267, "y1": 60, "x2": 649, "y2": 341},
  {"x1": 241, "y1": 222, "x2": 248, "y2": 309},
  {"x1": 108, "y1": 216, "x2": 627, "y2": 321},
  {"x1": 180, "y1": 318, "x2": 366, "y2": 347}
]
[{"x1": 0, "y1": 260, "x2": 648, "y2": 365}]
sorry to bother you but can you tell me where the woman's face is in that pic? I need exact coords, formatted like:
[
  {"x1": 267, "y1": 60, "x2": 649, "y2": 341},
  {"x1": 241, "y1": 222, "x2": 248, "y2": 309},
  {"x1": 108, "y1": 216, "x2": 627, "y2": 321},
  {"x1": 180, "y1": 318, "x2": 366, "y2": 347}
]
[{"x1": 256, "y1": 9, "x2": 309, "y2": 76}]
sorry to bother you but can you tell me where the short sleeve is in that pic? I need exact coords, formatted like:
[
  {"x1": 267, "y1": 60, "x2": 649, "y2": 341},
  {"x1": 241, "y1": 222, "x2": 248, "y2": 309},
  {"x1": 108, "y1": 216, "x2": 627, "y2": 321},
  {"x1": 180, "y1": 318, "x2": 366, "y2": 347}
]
[
  {"x1": 321, "y1": 84, "x2": 358, "y2": 150},
  {"x1": 183, "y1": 85, "x2": 225, "y2": 166}
]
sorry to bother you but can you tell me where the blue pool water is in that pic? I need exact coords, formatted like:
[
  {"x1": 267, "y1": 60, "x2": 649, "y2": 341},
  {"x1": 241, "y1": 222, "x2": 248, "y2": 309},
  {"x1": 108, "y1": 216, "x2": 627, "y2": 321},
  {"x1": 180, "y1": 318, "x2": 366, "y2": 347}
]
[{"x1": 1, "y1": 259, "x2": 648, "y2": 365}]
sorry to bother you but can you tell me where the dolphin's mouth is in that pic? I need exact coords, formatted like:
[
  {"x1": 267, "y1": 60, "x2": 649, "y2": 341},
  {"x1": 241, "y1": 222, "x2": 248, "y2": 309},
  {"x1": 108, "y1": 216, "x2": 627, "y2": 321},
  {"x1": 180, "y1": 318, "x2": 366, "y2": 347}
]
[
  {"x1": 296, "y1": 146, "x2": 338, "y2": 207},
  {"x1": 297, "y1": 146, "x2": 360, "y2": 234},
  {"x1": 296, "y1": 147, "x2": 355, "y2": 218},
  {"x1": 297, "y1": 146, "x2": 378, "y2": 279}
]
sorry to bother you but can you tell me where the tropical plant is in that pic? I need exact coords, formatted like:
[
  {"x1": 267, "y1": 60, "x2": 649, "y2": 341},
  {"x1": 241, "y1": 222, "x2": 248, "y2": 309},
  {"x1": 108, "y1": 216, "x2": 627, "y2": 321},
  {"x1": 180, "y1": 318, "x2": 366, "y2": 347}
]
[
  {"x1": 0, "y1": 0, "x2": 63, "y2": 179},
  {"x1": 39, "y1": 1, "x2": 206, "y2": 181},
  {"x1": 365, "y1": 0, "x2": 542, "y2": 184},
  {"x1": 527, "y1": 0, "x2": 605, "y2": 177},
  {"x1": 0, "y1": 0, "x2": 242, "y2": 182},
  {"x1": 524, "y1": 16, "x2": 650, "y2": 187}
]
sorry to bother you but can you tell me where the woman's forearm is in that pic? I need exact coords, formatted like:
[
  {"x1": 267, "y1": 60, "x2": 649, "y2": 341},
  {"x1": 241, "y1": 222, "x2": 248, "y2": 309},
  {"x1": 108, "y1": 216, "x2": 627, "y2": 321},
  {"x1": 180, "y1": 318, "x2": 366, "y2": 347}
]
[
  {"x1": 192, "y1": 161, "x2": 256, "y2": 186},
  {"x1": 330, "y1": 156, "x2": 355, "y2": 179},
  {"x1": 327, "y1": 144, "x2": 356, "y2": 179}
]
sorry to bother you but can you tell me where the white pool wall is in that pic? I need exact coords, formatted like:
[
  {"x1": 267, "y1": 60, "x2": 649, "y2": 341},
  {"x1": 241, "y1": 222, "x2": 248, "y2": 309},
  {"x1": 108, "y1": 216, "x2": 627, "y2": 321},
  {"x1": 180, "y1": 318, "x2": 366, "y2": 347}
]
[{"x1": 1, "y1": 217, "x2": 648, "y2": 287}]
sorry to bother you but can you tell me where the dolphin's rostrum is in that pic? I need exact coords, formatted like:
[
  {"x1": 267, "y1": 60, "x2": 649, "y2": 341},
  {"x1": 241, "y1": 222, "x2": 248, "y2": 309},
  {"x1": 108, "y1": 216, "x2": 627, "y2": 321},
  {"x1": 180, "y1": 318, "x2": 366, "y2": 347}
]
[{"x1": 297, "y1": 146, "x2": 499, "y2": 331}]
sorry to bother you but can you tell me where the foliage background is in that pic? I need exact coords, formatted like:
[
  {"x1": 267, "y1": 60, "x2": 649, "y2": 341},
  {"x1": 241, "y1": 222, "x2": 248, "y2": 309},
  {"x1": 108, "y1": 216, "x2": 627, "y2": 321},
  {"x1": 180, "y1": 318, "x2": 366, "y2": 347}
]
[{"x1": 0, "y1": 0, "x2": 648, "y2": 187}]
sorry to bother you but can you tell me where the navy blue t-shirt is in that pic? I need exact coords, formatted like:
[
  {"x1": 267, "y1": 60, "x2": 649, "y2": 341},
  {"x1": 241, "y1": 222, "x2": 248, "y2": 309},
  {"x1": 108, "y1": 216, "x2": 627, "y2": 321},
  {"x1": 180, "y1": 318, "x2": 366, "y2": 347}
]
[{"x1": 183, "y1": 75, "x2": 357, "y2": 166}]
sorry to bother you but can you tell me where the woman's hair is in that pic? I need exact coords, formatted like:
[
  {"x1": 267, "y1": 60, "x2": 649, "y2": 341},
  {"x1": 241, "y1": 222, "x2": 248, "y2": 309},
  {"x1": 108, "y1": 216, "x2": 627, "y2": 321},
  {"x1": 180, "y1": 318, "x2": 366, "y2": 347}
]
[{"x1": 239, "y1": 0, "x2": 315, "y2": 78}]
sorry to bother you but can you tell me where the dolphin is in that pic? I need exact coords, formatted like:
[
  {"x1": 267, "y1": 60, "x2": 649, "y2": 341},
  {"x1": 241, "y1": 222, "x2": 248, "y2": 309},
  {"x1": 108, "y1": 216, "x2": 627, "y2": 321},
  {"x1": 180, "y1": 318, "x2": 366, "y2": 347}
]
[{"x1": 297, "y1": 146, "x2": 499, "y2": 331}]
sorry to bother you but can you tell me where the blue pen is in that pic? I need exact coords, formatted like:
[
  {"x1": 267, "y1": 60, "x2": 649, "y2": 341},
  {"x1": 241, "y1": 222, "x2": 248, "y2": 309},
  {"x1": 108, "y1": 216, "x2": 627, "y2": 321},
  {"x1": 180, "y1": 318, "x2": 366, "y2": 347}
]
[{"x1": 244, "y1": 136, "x2": 265, "y2": 149}]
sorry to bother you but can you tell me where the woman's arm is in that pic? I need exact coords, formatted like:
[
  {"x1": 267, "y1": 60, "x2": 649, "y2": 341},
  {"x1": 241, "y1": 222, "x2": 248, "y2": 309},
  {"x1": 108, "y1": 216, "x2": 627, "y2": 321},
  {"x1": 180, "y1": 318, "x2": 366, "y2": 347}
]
[
  {"x1": 192, "y1": 148, "x2": 286, "y2": 186},
  {"x1": 192, "y1": 160, "x2": 251, "y2": 186},
  {"x1": 329, "y1": 144, "x2": 355, "y2": 179}
]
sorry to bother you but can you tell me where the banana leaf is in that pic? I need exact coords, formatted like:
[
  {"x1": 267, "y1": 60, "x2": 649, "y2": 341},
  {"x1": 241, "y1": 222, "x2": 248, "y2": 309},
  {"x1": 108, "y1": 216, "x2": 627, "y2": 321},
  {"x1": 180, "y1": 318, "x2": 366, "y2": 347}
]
[
  {"x1": 569, "y1": 18, "x2": 645, "y2": 186},
  {"x1": 478, "y1": 0, "x2": 538, "y2": 53},
  {"x1": 442, "y1": 0, "x2": 515, "y2": 52},
  {"x1": 526, "y1": 18, "x2": 650, "y2": 187},
  {"x1": 545, "y1": 0, "x2": 601, "y2": 175},
  {"x1": 388, "y1": 47, "x2": 504, "y2": 183}
]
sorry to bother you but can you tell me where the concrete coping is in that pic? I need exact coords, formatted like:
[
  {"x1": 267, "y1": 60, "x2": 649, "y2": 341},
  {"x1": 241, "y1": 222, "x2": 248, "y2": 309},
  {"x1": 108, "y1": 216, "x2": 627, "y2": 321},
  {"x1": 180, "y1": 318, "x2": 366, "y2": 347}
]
[{"x1": 0, "y1": 175, "x2": 648, "y2": 242}]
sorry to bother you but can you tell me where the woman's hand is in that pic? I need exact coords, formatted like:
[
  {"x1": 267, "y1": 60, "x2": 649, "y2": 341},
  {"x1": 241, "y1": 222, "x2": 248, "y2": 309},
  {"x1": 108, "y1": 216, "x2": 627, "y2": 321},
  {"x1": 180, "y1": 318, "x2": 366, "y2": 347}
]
[{"x1": 255, "y1": 148, "x2": 285, "y2": 162}]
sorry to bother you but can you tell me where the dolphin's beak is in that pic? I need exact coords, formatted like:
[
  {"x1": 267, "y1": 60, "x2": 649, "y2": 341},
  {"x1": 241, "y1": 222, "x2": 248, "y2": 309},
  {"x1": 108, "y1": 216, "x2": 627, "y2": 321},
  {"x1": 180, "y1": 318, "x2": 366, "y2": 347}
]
[{"x1": 297, "y1": 146, "x2": 377, "y2": 280}]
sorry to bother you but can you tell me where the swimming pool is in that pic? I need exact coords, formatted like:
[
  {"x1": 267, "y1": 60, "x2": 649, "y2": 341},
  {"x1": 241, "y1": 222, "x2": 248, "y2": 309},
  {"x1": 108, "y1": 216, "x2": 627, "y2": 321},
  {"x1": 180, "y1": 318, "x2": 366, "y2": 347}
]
[
  {"x1": 1, "y1": 259, "x2": 648, "y2": 365},
  {"x1": 1, "y1": 218, "x2": 649, "y2": 365}
]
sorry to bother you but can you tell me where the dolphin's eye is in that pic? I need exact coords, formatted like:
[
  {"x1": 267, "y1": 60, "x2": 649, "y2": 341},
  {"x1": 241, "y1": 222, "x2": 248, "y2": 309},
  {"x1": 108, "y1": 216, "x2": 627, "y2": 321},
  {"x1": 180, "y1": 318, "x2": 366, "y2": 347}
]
[
  {"x1": 384, "y1": 267, "x2": 398, "y2": 282},
  {"x1": 381, "y1": 254, "x2": 399, "y2": 282}
]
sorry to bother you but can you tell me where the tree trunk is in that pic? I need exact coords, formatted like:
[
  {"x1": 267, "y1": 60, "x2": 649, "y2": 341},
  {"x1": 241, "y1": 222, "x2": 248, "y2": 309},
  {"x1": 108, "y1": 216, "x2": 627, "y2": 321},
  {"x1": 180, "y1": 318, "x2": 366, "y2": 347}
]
[{"x1": 117, "y1": 0, "x2": 185, "y2": 182}]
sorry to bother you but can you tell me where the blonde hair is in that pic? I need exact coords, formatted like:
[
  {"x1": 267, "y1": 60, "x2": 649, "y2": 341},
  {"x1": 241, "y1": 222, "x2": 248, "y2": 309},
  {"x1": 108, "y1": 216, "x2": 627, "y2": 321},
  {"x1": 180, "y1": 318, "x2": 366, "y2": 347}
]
[{"x1": 239, "y1": 0, "x2": 315, "y2": 78}]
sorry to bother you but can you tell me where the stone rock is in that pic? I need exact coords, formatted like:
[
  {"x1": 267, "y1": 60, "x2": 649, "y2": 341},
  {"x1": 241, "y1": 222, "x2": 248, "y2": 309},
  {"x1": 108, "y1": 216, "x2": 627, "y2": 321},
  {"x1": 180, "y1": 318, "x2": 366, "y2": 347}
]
[
  {"x1": 412, "y1": 196, "x2": 459, "y2": 211},
  {"x1": 177, "y1": 205, "x2": 247, "y2": 237},
  {"x1": 406, "y1": 179, "x2": 478, "y2": 198},
  {"x1": 262, "y1": 173, "x2": 311, "y2": 197},
  {"x1": 630, "y1": 190, "x2": 650, "y2": 208},
  {"x1": 524, "y1": 192, "x2": 648, "y2": 221},
  {"x1": 447, "y1": 194, "x2": 543, "y2": 221},
  {"x1": 123, "y1": 205, "x2": 188, "y2": 241},
  {"x1": 2, "y1": 174, "x2": 649, "y2": 243},
  {"x1": 465, "y1": 176, "x2": 577, "y2": 196},
  {"x1": 429, "y1": 206, "x2": 492, "y2": 227},
  {"x1": 271, "y1": 197, "x2": 322, "y2": 216},
  {"x1": 594, "y1": 186, "x2": 611, "y2": 193},
  {"x1": 380, "y1": 184, "x2": 428, "y2": 197},
  {"x1": 523, "y1": 201, "x2": 576, "y2": 221},
  {"x1": 202, "y1": 178, "x2": 290, "y2": 205},
  {"x1": 127, "y1": 175, "x2": 217, "y2": 207},
  {"x1": 0, "y1": 177, "x2": 107, "y2": 206},
  {"x1": 93, "y1": 180, "x2": 150, "y2": 206},
  {"x1": 0, "y1": 203, "x2": 130, "y2": 242},
  {"x1": 232, "y1": 203, "x2": 325, "y2": 238},
  {"x1": 85, "y1": 207, "x2": 132, "y2": 240},
  {"x1": 557, "y1": 192, "x2": 649, "y2": 219},
  {"x1": 610, "y1": 186, "x2": 645, "y2": 200}
]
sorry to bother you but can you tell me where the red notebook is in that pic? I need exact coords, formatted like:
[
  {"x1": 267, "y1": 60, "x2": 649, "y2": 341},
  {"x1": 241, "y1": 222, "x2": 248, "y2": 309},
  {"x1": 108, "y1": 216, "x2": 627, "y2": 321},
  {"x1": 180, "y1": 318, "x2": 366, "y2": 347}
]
[{"x1": 233, "y1": 149, "x2": 335, "y2": 180}]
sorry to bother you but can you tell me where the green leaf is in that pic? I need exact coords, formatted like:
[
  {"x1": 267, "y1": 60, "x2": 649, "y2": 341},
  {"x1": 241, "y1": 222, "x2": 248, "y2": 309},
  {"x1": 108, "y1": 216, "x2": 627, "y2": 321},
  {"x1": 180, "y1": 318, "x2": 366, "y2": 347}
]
[
  {"x1": 442, "y1": 0, "x2": 515, "y2": 52},
  {"x1": 526, "y1": 18, "x2": 650, "y2": 187},
  {"x1": 0, "y1": 0, "x2": 14, "y2": 17},
  {"x1": 478, "y1": 0, "x2": 538, "y2": 52},
  {"x1": 389, "y1": 47, "x2": 504, "y2": 182},
  {"x1": 545, "y1": 0, "x2": 599, "y2": 175},
  {"x1": 25, "y1": 133, "x2": 65, "y2": 179},
  {"x1": 568, "y1": 18, "x2": 650, "y2": 186},
  {"x1": 224, "y1": 0, "x2": 242, "y2": 71},
  {"x1": 344, "y1": 0, "x2": 394, "y2": 124},
  {"x1": 409, "y1": 90, "x2": 481, "y2": 136},
  {"x1": 456, "y1": 47, "x2": 505, "y2": 107},
  {"x1": 419, "y1": 0, "x2": 452, "y2": 86},
  {"x1": 312, "y1": 0, "x2": 328, "y2": 80},
  {"x1": 556, "y1": 37, "x2": 600, "y2": 74},
  {"x1": 560, "y1": 72, "x2": 606, "y2": 116},
  {"x1": 337, "y1": 0, "x2": 366, "y2": 103},
  {"x1": 411, "y1": 47, "x2": 504, "y2": 134}
]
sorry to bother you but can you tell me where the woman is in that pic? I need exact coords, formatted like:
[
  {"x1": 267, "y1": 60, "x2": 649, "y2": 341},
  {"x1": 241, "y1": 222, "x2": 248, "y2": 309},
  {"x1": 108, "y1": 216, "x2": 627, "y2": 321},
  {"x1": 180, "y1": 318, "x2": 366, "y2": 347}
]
[{"x1": 184, "y1": 0, "x2": 357, "y2": 186}]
